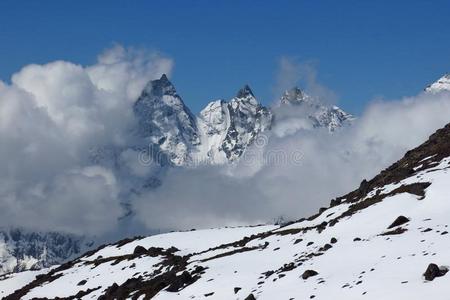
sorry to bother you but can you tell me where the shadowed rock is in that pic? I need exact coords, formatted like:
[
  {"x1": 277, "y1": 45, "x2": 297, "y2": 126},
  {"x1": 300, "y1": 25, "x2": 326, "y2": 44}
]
[{"x1": 423, "y1": 263, "x2": 448, "y2": 281}]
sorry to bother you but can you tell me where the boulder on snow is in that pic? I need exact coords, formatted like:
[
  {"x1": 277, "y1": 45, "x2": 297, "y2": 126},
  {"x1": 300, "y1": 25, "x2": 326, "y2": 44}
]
[
  {"x1": 133, "y1": 245, "x2": 147, "y2": 255},
  {"x1": 423, "y1": 263, "x2": 448, "y2": 281},
  {"x1": 387, "y1": 216, "x2": 409, "y2": 229},
  {"x1": 244, "y1": 294, "x2": 256, "y2": 300},
  {"x1": 302, "y1": 270, "x2": 319, "y2": 280}
]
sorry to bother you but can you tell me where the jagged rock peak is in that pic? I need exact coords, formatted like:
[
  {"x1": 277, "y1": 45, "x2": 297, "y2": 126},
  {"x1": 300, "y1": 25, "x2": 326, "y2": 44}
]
[
  {"x1": 133, "y1": 74, "x2": 199, "y2": 166},
  {"x1": 236, "y1": 84, "x2": 255, "y2": 98},
  {"x1": 279, "y1": 86, "x2": 310, "y2": 105},
  {"x1": 142, "y1": 73, "x2": 177, "y2": 96}
]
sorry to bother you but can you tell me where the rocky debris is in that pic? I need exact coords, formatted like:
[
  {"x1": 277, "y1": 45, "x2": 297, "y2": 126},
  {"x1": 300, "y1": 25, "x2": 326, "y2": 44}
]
[
  {"x1": 423, "y1": 263, "x2": 448, "y2": 281},
  {"x1": 234, "y1": 287, "x2": 242, "y2": 294},
  {"x1": 302, "y1": 270, "x2": 319, "y2": 280},
  {"x1": 294, "y1": 238, "x2": 303, "y2": 244},
  {"x1": 319, "y1": 244, "x2": 332, "y2": 252},
  {"x1": 244, "y1": 294, "x2": 257, "y2": 300},
  {"x1": 388, "y1": 216, "x2": 410, "y2": 229},
  {"x1": 330, "y1": 237, "x2": 338, "y2": 244}
]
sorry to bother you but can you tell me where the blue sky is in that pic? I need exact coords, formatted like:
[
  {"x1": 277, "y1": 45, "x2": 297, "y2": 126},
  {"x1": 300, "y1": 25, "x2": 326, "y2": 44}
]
[{"x1": 1, "y1": 0, "x2": 450, "y2": 114}]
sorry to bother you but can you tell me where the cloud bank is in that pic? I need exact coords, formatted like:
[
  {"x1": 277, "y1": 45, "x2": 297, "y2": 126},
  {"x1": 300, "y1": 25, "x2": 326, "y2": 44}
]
[
  {"x1": 2, "y1": 50, "x2": 450, "y2": 236},
  {"x1": 134, "y1": 68, "x2": 450, "y2": 230},
  {"x1": 0, "y1": 45, "x2": 173, "y2": 234}
]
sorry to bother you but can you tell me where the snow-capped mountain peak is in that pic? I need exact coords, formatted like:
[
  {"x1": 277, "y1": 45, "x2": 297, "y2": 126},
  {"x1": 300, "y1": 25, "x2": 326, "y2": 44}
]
[
  {"x1": 133, "y1": 74, "x2": 200, "y2": 166},
  {"x1": 279, "y1": 86, "x2": 311, "y2": 105},
  {"x1": 425, "y1": 73, "x2": 450, "y2": 93},
  {"x1": 236, "y1": 84, "x2": 255, "y2": 99},
  {"x1": 194, "y1": 85, "x2": 272, "y2": 163},
  {"x1": 273, "y1": 86, "x2": 354, "y2": 133}
]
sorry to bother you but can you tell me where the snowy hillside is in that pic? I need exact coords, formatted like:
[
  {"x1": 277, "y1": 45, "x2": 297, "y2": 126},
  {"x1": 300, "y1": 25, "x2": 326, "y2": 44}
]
[{"x1": 3, "y1": 121, "x2": 450, "y2": 299}]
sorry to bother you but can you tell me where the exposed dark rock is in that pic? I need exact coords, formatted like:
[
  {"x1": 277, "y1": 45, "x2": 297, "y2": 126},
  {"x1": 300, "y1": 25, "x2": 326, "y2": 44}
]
[
  {"x1": 294, "y1": 238, "x2": 303, "y2": 244},
  {"x1": 330, "y1": 237, "x2": 338, "y2": 244},
  {"x1": 77, "y1": 279, "x2": 87, "y2": 286},
  {"x1": 166, "y1": 271, "x2": 194, "y2": 292},
  {"x1": 380, "y1": 227, "x2": 407, "y2": 236},
  {"x1": 244, "y1": 294, "x2": 257, "y2": 300},
  {"x1": 302, "y1": 270, "x2": 319, "y2": 280},
  {"x1": 234, "y1": 287, "x2": 242, "y2": 294},
  {"x1": 423, "y1": 263, "x2": 448, "y2": 281},
  {"x1": 388, "y1": 216, "x2": 410, "y2": 229},
  {"x1": 133, "y1": 245, "x2": 147, "y2": 256},
  {"x1": 147, "y1": 247, "x2": 165, "y2": 257}
]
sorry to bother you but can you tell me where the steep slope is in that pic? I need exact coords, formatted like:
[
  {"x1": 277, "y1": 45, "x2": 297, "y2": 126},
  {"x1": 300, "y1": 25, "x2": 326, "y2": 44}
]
[
  {"x1": 133, "y1": 74, "x2": 200, "y2": 166},
  {"x1": 3, "y1": 123, "x2": 450, "y2": 299},
  {"x1": 0, "y1": 229, "x2": 93, "y2": 275},
  {"x1": 274, "y1": 87, "x2": 354, "y2": 132},
  {"x1": 425, "y1": 74, "x2": 450, "y2": 93},
  {"x1": 195, "y1": 86, "x2": 272, "y2": 163}
]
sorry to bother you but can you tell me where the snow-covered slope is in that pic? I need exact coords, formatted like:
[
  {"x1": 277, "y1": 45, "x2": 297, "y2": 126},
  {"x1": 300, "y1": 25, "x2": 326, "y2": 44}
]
[
  {"x1": 0, "y1": 229, "x2": 93, "y2": 276},
  {"x1": 195, "y1": 86, "x2": 272, "y2": 163},
  {"x1": 4, "y1": 122, "x2": 450, "y2": 299},
  {"x1": 274, "y1": 87, "x2": 354, "y2": 132},
  {"x1": 425, "y1": 74, "x2": 450, "y2": 93}
]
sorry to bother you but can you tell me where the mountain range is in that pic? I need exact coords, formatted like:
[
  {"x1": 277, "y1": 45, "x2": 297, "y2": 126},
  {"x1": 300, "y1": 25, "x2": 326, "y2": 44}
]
[
  {"x1": 2, "y1": 89, "x2": 450, "y2": 299},
  {"x1": 0, "y1": 73, "x2": 448, "y2": 285},
  {"x1": 132, "y1": 74, "x2": 353, "y2": 166}
]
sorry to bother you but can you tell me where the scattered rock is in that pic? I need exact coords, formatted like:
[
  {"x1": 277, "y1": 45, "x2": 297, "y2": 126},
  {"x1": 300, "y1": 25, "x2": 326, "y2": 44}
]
[
  {"x1": 204, "y1": 292, "x2": 214, "y2": 297},
  {"x1": 77, "y1": 279, "x2": 87, "y2": 286},
  {"x1": 380, "y1": 227, "x2": 407, "y2": 236},
  {"x1": 133, "y1": 245, "x2": 147, "y2": 256},
  {"x1": 294, "y1": 238, "x2": 303, "y2": 244},
  {"x1": 323, "y1": 243, "x2": 332, "y2": 251},
  {"x1": 423, "y1": 263, "x2": 448, "y2": 281},
  {"x1": 234, "y1": 287, "x2": 241, "y2": 294},
  {"x1": 245, "y1": 294, "x2": 256, "y2": 300},
  {"x1": 387, "y1": 216, "x2": 410, "y2": 229},
  {"x1": 353, "y1": 237, "x2": 362, "y2": 242},
  {"x1": 330, "y1": 237, "x2": 338, "y2": 244},
  {"x1": 166, "y1": 271, "x2": 194, "y2": 292},
  {"x1": 302, "y1": 270, "x2": 319, "y2": 280}
]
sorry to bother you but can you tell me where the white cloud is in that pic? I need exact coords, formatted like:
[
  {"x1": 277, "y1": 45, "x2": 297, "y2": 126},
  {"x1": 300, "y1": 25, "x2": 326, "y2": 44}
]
[{"x1": 0, "y1": 45, "x2": 173, "y2": 234}]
